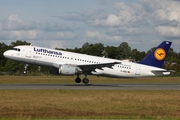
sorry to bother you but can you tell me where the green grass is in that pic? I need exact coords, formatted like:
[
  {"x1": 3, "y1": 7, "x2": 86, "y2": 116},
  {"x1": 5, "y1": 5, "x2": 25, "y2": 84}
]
[
  {"x1": 0, "y1": 76, "x2": 180, "y2": 119},
  {"x1": 0, "y1": 90, "x2": 180, "y2": 119},
  {"x1": 0, "y1": 75, "x2": 180, "y2": 84}
]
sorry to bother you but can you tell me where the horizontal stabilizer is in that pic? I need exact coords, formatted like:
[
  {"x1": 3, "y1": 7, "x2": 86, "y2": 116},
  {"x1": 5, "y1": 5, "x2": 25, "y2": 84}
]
[{"x1": 151, "y1": 70, "x2": 170, "y2": 76}]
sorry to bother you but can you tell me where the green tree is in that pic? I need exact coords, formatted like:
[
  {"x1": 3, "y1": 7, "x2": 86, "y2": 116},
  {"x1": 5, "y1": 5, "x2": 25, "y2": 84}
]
[
  {"x1": 91, "y1": 43, "x2": 104, "y2": 56},
  {"x1": 4, "y1": 59, "x2": 24, "y2": 74},
  {"x1": 80, "y1": 42, "x2": 104, "y2": 56},
  {"x1": 130, "y1": 49, "x2": 146, "y2": 62},
  {"x1": 81, "y1": 42, "x2": 90, "y2": 54},
  {"x1": 117, "y1": 42, "x2": 131, "y2": 59},
  {"x1": 10, "y1": 40, "x2": 31, "y2": 47},
  {"x1": 105, "y1": 46, "x2": 118, "y2": 59},
  {"x1": 0, "y1": 43, "x2": 9, "y2": 71},
  {"x1": 73, "y1": 47, "x2": 82, "y2": 53}
]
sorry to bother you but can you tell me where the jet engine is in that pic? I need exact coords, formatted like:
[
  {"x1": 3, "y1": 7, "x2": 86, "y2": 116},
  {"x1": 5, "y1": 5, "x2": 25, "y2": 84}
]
[
  {"x1": 59, "y1": 64, "x2": 77, "y2": 75},
  {"x1": 49, "y1": 64, "x2": 81, "y2": 75}
]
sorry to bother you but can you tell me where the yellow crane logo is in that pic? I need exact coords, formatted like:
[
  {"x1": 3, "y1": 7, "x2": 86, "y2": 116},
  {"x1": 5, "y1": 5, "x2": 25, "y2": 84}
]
[{"x1": 154, "y1": 48, "x2": 166, "y2": 60}]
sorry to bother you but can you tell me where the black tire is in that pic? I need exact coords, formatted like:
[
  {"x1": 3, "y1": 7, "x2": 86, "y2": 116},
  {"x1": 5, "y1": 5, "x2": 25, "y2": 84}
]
[
  {"x1": 75, "y1": 77, "x2": 81, "y2": 83},
  {"x1": 83, "y1": 78, "x2": 89, "y2": 84}
]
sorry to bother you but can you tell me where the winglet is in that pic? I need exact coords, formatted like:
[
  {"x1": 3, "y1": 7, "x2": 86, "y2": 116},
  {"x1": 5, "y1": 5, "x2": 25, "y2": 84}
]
[{"x1": 138, "y1": 41, "x2": 172, "y2": 68}]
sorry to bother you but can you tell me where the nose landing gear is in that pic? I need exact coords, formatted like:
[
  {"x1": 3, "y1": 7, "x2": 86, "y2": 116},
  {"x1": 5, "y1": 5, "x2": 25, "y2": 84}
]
[{"x1": 23, "y1": 64, "x2": 29, "y2": 74}]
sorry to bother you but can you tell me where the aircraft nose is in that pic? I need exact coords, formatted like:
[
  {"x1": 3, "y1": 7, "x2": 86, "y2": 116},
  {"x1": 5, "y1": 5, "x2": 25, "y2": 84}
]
[{"x1": 3, "y1": 51, "x2": 11, "y2": 58}]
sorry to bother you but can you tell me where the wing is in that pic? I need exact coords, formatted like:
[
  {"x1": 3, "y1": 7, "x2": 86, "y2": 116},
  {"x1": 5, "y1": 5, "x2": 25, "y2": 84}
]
[
  {"x1": 78, "y1": 62, "x2": 121, "y2": 73},
  {"x1": 52, "y1": 61, "x2": 121, "y2": 73}
]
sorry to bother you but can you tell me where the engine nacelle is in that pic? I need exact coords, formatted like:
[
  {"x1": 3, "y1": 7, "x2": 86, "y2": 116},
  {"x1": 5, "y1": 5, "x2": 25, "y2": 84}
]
[
  {"x1": 59, "y1": 65, "x2": 77, "y2": 75},
  {"x1": 49, "y1": 65, "x2": 81, "y2": 75}
]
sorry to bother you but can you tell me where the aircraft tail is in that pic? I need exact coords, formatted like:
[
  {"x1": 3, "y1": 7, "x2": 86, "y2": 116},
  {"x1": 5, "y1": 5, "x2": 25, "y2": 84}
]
[{"x1": 138, "y1": 41, "x2": 172, "y2": 68}]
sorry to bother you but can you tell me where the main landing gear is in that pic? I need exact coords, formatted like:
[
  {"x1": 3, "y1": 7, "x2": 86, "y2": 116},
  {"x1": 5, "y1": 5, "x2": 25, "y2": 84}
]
[{"x1": 75, "y1": 74, "x2": 89, "y2": 84}]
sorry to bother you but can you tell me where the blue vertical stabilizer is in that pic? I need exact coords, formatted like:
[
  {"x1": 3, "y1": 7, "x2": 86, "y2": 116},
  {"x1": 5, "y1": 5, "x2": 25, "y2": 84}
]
[{"x1": 138, "y1": 41, "x2": 172, "y2": 68}]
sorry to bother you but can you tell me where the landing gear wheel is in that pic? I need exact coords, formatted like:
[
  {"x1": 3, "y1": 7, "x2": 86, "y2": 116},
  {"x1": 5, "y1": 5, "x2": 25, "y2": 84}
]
[
  {"x1": 83, "y1": 78, "x2": 89, "y2": 84},
  {"x1": 75, "y1": 77, "x2": 81, "y2": 83}
]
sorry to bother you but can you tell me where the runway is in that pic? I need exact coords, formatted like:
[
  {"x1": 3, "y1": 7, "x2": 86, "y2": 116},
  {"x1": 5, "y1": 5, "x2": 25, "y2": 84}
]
[{"x1": 0, "y1": 84, "x2": 180, "y2": 90}]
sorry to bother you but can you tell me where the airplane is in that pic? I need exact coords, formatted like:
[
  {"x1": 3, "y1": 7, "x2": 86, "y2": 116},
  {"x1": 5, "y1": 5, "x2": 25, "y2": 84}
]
[{"x1": 3, "y1": 41, "x2": 172, "y2": 84}]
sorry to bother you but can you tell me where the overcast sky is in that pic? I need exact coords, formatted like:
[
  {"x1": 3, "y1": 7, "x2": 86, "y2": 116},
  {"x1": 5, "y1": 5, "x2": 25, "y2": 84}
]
[{"x1": 0, "y1": 0, "x2": 180, "y2": 52}]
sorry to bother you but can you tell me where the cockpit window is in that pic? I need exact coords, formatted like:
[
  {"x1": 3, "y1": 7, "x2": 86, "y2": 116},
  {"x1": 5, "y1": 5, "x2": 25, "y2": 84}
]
[
  {"x1": 12, "y1": 48, "x2": 20, "y2": 52},
  {"x1": 12, "y1": 48, "x2": 17, "y2": 51}
]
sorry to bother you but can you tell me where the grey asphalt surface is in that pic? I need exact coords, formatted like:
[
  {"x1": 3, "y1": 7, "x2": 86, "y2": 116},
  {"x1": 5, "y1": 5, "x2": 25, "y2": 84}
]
[{"x1": 0, "y1": 84, "x2": 179, "y2": 90}]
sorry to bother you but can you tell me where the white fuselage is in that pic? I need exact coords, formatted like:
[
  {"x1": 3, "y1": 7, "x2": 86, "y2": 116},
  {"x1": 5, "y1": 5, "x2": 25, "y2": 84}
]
[{"x1": 3, "y1": 45, "x2": 170, "y2": 78}]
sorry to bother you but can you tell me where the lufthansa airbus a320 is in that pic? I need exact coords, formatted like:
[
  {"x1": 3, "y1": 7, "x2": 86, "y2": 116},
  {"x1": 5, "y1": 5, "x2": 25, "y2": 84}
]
[{"x1": 3, "y1": 41, "x2": 172, "y2": 84}]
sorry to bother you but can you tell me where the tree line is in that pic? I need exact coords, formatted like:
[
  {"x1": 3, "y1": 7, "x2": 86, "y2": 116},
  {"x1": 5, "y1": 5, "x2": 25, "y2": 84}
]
[{"x1": 0, "y1": 40, "x2": 180, "y2": 76}]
